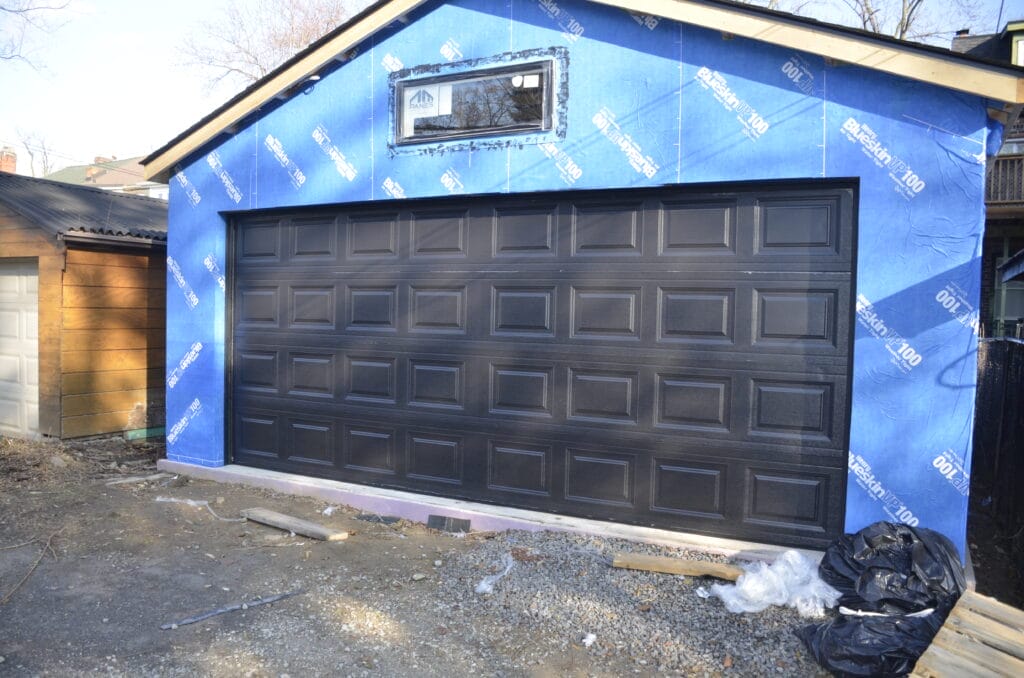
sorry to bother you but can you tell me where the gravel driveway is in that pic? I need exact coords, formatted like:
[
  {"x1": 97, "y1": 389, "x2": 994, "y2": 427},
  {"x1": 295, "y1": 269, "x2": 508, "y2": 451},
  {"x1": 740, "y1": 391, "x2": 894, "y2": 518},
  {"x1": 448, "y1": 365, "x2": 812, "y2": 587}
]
[{"x1": 0, "y1": 436, "x2": 828, "y2": 676}]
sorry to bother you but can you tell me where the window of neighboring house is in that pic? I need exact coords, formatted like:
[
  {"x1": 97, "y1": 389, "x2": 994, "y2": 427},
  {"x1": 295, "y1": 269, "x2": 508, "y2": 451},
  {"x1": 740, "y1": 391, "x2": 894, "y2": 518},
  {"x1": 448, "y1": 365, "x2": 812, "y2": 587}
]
[
  {"x1": 995, "y1": 256, "x2": 1024, "y2": 338},
  {"x1": 395, "y1": 61, "x2": 552, "y2": 144}
]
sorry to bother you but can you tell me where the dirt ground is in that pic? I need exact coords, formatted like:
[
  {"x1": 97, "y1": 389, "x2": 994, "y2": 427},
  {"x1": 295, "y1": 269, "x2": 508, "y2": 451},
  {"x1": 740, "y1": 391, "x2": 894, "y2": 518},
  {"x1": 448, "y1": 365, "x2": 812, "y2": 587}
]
[{"x1": 0, "y1": 435, "x2": 1021, "y2": 677}]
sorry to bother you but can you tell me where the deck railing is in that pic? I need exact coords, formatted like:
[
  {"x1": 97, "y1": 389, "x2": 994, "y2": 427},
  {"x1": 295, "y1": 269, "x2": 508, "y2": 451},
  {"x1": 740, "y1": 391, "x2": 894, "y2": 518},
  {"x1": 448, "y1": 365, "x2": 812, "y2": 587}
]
[{"x1": 987, "y1": 154, "x2": 1024, "y2": 205}]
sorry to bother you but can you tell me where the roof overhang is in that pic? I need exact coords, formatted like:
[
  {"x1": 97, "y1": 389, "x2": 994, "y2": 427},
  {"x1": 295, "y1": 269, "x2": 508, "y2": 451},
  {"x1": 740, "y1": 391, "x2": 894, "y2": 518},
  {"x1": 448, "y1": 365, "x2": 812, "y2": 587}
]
[{"x1": 142, "y1": 0, "x2": 1024, "y2": 183}]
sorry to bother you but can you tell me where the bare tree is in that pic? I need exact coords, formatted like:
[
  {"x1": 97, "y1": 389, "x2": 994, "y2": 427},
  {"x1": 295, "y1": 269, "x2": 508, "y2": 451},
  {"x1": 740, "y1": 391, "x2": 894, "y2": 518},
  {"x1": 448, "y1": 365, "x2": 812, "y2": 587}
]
[
  {"x1": 739, "y1": 0, "x2": 981, "y2": 42},
  {"x1": 18, "y1": 131, "x2": 54, "y2": 176},
  {"x1": 0, "y1": 0, "x2": 68, "y2": 65},
  {"x1": 180, "y1": 0, "x2": 362, "y2": 92}
]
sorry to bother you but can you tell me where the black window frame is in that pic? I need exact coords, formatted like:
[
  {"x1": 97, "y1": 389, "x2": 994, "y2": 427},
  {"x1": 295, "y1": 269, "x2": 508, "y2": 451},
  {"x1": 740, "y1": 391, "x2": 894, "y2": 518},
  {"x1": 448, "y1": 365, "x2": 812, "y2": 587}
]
[{"x1": 394, "y1": 60, "x2": 554, "y2": 145}]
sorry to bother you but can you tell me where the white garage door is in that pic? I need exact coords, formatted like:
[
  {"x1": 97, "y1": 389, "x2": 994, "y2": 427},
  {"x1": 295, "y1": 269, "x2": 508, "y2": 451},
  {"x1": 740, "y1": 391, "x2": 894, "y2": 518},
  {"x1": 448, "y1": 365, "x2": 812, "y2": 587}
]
[{"x1": 0, "y1": 261, "x2": 40, "y2": 438}]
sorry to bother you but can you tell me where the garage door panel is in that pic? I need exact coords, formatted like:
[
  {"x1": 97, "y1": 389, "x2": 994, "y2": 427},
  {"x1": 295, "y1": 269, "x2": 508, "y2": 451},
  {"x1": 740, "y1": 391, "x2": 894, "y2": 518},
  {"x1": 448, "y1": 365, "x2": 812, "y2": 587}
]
[{"x1": 232, "y1": 184, "x2": 853, "y2": 547}]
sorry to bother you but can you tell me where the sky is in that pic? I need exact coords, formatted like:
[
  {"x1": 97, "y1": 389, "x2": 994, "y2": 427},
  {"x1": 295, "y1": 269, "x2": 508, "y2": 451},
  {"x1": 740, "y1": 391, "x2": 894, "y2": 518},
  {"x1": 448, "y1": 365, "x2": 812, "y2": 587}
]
[{"x1": 0, "y1": 0, "x2": 1019, "y2": 178}]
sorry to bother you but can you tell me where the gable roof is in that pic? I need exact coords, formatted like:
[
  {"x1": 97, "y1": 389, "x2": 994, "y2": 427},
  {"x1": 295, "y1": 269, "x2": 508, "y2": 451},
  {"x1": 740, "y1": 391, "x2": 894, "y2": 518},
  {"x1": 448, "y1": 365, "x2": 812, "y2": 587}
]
[
  {"x1": 142, "y1": 0, "x2": 1024, "y2": 183},
  {"x1": 0, "y1": 171, "x2": 167, "y2": 244},
  {"x1": 46, "y1": 156, "x2": 150, "y2": 189}
]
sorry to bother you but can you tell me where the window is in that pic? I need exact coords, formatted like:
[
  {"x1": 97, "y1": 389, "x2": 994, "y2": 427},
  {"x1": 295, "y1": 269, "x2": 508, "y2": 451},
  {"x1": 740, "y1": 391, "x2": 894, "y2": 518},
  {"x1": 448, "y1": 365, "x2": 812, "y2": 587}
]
[{"x1": 396, "y1": 61, "x2": 552, "y2": 144}]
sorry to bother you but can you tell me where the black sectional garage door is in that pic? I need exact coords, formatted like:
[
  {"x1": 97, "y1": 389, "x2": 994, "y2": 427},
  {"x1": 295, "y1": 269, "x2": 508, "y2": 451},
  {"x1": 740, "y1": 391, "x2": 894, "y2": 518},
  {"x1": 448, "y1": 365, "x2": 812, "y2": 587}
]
[{"x1": 231, "y1": 182, "x2": 854, "y2": 547}]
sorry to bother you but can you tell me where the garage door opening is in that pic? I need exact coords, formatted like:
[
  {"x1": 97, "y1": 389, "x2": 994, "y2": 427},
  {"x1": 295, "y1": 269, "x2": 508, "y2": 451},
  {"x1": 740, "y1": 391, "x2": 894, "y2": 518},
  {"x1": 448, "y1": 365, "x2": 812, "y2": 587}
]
[{"x1": 228, "y1": 181, "x2": 855, "y2": 548}]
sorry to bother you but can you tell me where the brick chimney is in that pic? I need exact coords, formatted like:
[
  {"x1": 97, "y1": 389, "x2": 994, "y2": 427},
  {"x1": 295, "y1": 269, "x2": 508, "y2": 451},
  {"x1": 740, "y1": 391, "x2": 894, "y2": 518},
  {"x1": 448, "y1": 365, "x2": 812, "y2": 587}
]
[{"x1": 0, "y1": 146, "x2": 16, "y2": 174}]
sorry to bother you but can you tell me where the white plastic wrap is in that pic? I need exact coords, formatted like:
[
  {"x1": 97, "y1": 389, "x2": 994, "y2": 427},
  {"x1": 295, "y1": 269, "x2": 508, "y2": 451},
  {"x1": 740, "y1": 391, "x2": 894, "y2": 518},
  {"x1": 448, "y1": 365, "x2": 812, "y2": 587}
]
[{"x1": 708, "y1": 550, "x2": 839, "y2": 618}]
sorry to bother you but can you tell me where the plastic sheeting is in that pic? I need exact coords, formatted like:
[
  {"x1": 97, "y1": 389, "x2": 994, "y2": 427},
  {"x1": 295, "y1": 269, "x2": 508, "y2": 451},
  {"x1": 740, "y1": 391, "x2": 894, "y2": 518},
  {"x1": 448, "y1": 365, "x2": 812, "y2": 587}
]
[{"x1": 163, "y1": 0, "x2": 1000, "y2": 555}]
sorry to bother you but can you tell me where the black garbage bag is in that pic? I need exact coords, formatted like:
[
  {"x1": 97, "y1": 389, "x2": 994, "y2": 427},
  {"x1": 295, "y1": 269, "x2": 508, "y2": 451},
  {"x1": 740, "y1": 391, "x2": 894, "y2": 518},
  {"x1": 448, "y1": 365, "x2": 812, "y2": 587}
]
[{"x1": 796, "y1": 521, "x2": 966, "y2": 677}]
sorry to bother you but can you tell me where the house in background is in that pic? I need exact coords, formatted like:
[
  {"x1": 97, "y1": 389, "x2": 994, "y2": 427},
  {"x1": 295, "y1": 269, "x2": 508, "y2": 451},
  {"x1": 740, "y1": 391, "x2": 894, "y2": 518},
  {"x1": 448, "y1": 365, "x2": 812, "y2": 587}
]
[
  {"x1": 954, "y1": 20, "x2": 1024, "y2": 337},
  {"x1": 145, "y1": 0, "x2": 1023, "y2": 556},
  {"x1": 0, "y1": 171, "x2": 166, "y2": 439},
  {"x1": 47, "y1": 156, "x2": 169, "y2": 201}
]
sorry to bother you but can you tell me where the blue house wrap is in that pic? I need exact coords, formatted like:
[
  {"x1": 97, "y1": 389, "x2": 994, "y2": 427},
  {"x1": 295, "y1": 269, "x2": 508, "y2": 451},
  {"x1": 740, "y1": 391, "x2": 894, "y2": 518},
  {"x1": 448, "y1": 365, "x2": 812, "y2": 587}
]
[{"x1": 148, "y1": 0, "x2": 1023, "y2": 555}]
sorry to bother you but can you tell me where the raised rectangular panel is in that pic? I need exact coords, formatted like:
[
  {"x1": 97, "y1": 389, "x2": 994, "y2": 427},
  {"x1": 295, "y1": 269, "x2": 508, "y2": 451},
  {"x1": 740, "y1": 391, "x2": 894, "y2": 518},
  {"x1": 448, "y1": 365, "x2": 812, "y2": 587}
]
[
  {"x1": 0, "y1": 397, "x2": 21, "y2": 431},
  {"x1": 289, "y1": 287, "x2": 335, "y2": 328},
  {"x1": 0, "y1": 355, "x2": 20, "y2": 385},
  {"x1": 488, "y1": 442, "x2": 549, "y2": 495},
  {"x1": 571, "y1": 288, "x2": 639, "y2": 339},
  {"x1": 292, "y1": 218, "x2": 337, "y2": 259},
  {"x1": 349, "y1": 214, "x2": 397, "y2": 256},
  {"x1": 407, "y1": 433, "x2": 462, "y2": 484},
  {"x1": 25, "y1": 358, "x2": 37, "y2": 386},
  {"x1": 412, "y1": 210, "x2": 467, "y2": 256},
  {"x1": 347, "y1": 357, "x2": 396, "y2": 403},
  {"x1": 348, "y1": 287, "x2": 396, "y2": 330},
  {"x1": 238, "y1": 288, "x2": 278, "y2": 325},
  {"x1": 759, "y1": 199, "x2": 837, "y2": 252},
  {"x1": 569, "y1": 369, "x2": 637, "y2": 423},
  {"x1": 752, "y1": 381, "x2": 832, "y2": 438},
  {"x1": 653, "y1": 461, "x2": 725, "y2": 517},
  {"x1": 747, "y1": 470, "x2": 827, "y2": 530},
  {"x1": 344, "y1": 425, "x2": 395, "y2": 473},
  {"x1": 24, "y1": 311, "x2": 37, "y2": 341},
  {"x1": 660, "y1": 202, "x2": 735, "y2": 252},
  {"x1": 0, "y1": 311, "x2": 17, "y2": 338},
  {"x1": 239, "y1": 222, "x2": 281, "y2": 261},
  {"x1": 756, "y1": 290, "x2": 835, "y2": 344},
  {"x1": 287, "y1": 419, "x2": 334, "y2": 464},
  {"x1": 656, "y1": 375, "x2": 730, "y2": 431},
  {"x1": 494, "y1": 206, "x2": 555, "y2": 255},
  {"x1": 492, "y1": 287, "x2": 554, "y2": 335},
  {"x1": 410, "y1": 361, "x2": 463, "y2": 408},
  {"x1": 490, "y1": 365, "x2": 552, "y2": 416},
  {"x1": 566, "y1": 449, "x2": 634, "y2": 506},
  {"x1": 237, "y1": 414, "x2": 278, "y2": 458},
  {"x1": 658, "y1": 288, "x2": 733, "y2": 343},
  {"x1": 288, "y1": 354, "x2": 335, "y2": 397},
  {"x1": 411, "y1": 287, "x2": 465, "y2": 333},
  {"x1": 238, "y1": 352, "x2": 278, "y2": 391},
  {"x1": 572, "y1": 203, "x2": 641, "y2": 254}
]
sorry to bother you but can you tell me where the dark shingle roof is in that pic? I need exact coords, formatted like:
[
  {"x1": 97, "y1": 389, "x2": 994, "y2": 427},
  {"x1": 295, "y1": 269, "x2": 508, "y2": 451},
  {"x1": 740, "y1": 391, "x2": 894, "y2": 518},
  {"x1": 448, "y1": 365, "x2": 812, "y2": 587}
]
[{"x1": 0, "y1": 171, "x2": 166, "y2": 242}]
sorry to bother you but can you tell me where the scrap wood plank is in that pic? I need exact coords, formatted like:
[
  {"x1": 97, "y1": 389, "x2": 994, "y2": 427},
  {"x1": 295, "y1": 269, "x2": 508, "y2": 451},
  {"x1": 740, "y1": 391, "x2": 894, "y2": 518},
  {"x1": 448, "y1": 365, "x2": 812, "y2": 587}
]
[
  {"x1": 611, "y1": 553, "x2": 743, "y2": 581},
  {"x1": 240, "y1": 508, "x2": 348, "y2": 541},
  {"x1": 911, "y1": 591, "x2": 1024, "y2": 678}
]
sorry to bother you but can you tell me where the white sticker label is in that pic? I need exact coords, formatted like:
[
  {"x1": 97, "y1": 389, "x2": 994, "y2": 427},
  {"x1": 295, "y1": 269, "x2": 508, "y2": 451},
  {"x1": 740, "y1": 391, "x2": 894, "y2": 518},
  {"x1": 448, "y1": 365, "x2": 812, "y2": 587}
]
[
  {"x1": 841, "y1": 117, "x2": 925, "y2": 200},
  {"x1": 592, "y1": 106, "x2": 660, "y2": 178},
  {"x1": 206, "y1": 151, "x2": 242, "y2": 204},
  {"x1": 312, "y1": 124, "x2": 357, "y2": 182},
  {"x1": 849, "y1": 452, "x2": 920, "y2": 526},
  {"x1": 856, "y1": 294, "x2": 924, "y2": 373},
  {"x1": 167, "y1": 256, "x2": 199, "y2": 310},
  {"x1": 264, "y1": 134, "x2": 306, "y2": 190},
  {"x1": 402, "y1": 83, "x2": 453, "y2": 137},
  {"x1": 539, "y1": 142, "x2": 582, "y2": 185},
  {"x1": 173, "y1": 167, "x2": 202, "y2": 207},
  {"x1": 694, "y1": 67, "x2": 771, "y2": 140}
]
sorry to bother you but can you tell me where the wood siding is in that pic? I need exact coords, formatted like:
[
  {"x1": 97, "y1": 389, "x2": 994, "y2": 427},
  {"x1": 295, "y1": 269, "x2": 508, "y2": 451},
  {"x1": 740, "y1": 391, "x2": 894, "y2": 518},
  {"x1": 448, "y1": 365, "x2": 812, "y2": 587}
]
[
  {"x1": 60, "y1": 247, "x2": 165, "y2": 438},
  {"x1": 0, "y1": 204, "x2": 63, "y2": 436}
]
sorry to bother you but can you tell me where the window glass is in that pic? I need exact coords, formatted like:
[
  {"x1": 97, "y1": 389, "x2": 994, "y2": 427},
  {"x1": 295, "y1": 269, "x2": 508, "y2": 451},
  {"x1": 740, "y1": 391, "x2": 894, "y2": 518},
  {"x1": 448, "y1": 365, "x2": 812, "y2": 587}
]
[{"x1": 397, "y1": 62, "x2": 551, "y2": 143}]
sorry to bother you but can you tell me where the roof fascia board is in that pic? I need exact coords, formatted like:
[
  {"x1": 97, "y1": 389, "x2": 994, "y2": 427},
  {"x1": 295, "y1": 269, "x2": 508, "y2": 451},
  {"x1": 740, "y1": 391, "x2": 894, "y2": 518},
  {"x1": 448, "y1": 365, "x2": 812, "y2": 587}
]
[
  {"x1": 592, "y1": 0, "x2": 1024, "y2": 104},
  {"x1": 143, "y1": 0, "x2": 429, "y2": 182}
]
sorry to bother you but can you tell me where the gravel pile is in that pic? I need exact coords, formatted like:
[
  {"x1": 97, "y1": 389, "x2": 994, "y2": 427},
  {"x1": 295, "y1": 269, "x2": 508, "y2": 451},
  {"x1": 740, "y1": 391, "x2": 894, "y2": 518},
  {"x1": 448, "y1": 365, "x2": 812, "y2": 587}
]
[{"x1": 426, "y1": 529, "x2": 830, "y2": 676}]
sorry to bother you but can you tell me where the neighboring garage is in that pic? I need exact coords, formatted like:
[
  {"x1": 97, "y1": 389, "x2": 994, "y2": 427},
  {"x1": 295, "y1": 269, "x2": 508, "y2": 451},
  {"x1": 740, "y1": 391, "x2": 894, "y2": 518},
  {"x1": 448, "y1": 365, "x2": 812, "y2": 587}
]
[
  {"x1": 144, "y1": 0, "x2": 1024, "y2": 551},
  {"x1": 0, "y1": 172, "x2": 166, "y2": 439}
]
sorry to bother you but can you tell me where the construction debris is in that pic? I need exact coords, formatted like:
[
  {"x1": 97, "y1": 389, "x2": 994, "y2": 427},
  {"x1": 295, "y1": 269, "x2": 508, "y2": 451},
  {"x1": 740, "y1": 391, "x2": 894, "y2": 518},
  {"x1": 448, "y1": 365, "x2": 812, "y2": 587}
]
[
  {"x1": 611, "y1": 553, "x2": 743, "y2": 581},
  {"x1": 240, "y1": 508, "x2": 348, "y2": 541},
  {"x1": 160, "y1": 590, "x2": 303, "y2": 630}
]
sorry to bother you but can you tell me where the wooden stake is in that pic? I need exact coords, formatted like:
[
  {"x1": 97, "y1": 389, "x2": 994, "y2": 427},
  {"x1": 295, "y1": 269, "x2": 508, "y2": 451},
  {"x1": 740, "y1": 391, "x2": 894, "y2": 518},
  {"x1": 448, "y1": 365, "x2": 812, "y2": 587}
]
[
  {"x1": 241, "y1": 508, "x2": 348, "y2": 541},
  {"x1": 611, "y1": 553, "x2": 743, "y2": 581}
]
